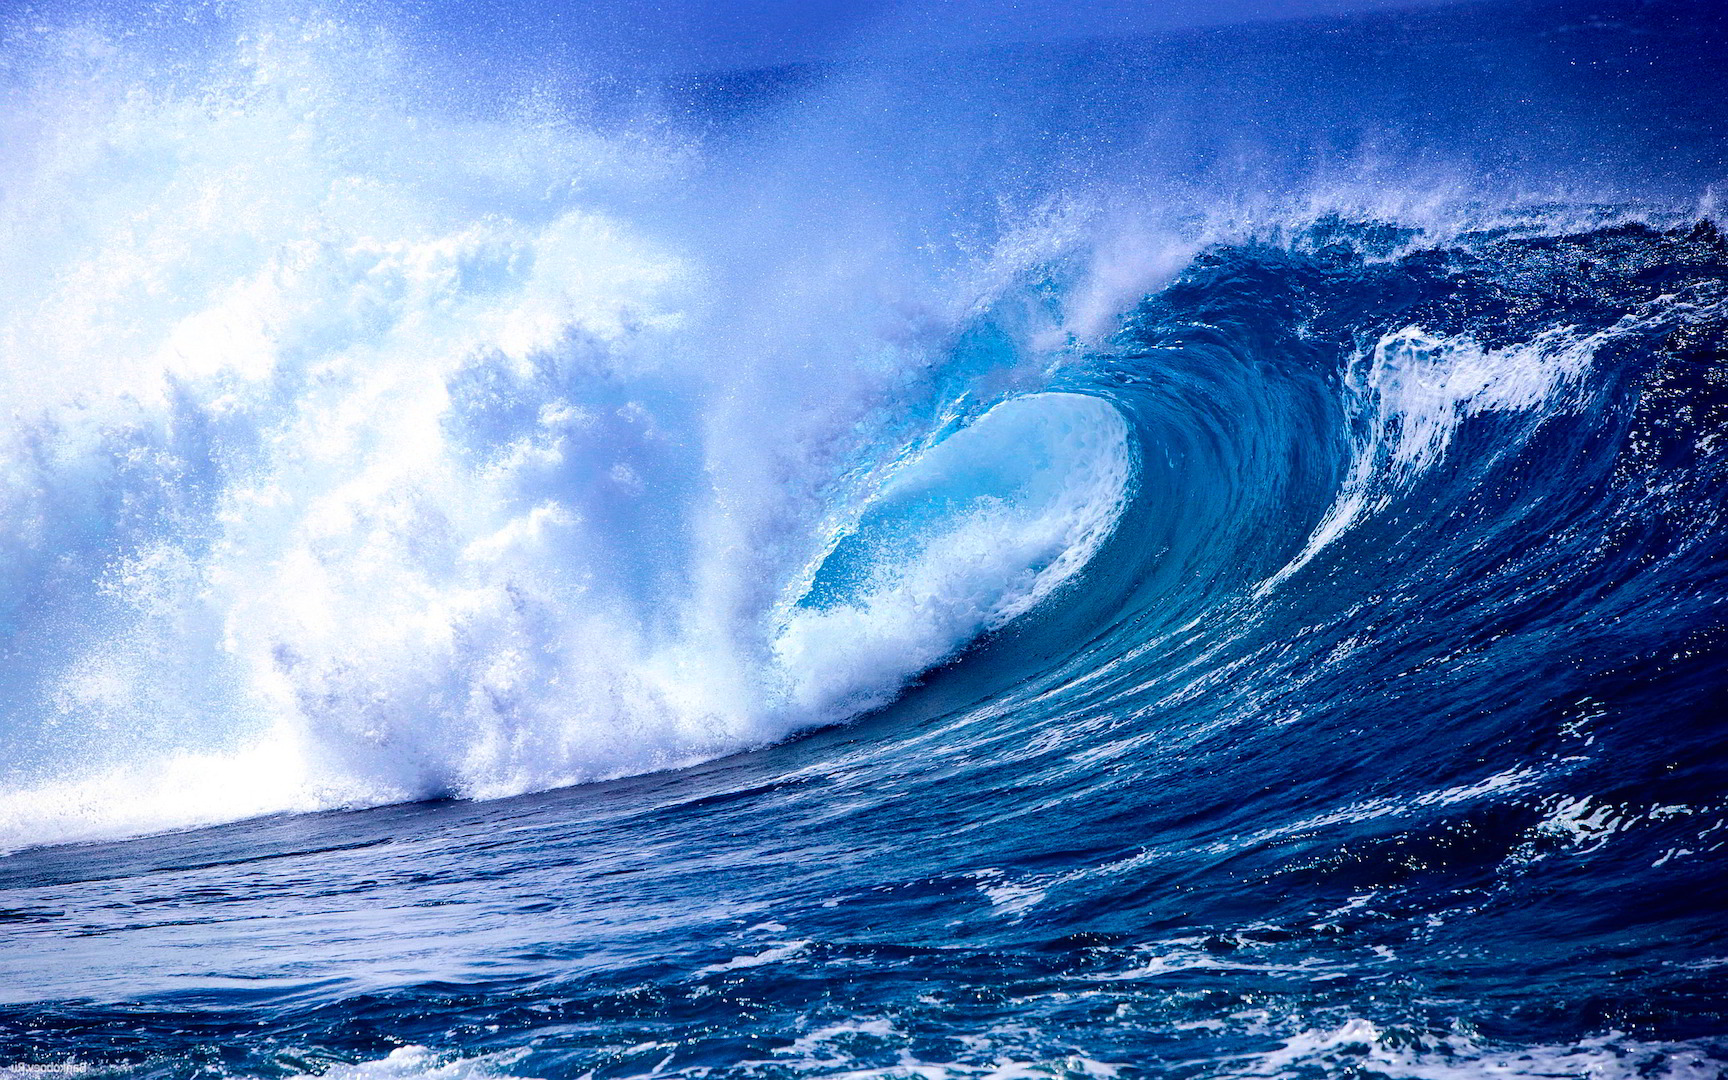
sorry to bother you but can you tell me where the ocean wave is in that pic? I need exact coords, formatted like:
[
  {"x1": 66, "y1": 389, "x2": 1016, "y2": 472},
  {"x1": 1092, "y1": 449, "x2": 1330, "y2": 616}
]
[{"x1": 2, "y1": 2, "x2": 1726, "y2": 1078}]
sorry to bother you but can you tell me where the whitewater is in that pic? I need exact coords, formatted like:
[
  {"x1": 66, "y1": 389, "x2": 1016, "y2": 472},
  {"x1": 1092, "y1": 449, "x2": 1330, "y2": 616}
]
[{"x1": 2, "y1": 0, "x2": 1727, "y2": 1077}]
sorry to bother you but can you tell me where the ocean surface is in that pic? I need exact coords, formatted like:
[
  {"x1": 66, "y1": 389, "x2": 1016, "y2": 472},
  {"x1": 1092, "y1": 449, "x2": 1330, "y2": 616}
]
[{"x1": 3, "y1": 0, "x2": 1727, "y2": 1076}]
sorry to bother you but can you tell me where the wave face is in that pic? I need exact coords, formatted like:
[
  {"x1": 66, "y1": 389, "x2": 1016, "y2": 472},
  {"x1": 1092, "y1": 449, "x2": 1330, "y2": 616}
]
[{"x1": 3, "y1": 0, "x2": 1728, "y2": 1077}]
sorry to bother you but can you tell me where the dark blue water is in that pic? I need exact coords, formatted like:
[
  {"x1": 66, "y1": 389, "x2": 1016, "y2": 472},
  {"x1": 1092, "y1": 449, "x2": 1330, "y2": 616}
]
[{"x1": 3, "y1": 1, "x2": 1727, "y2": 1077}]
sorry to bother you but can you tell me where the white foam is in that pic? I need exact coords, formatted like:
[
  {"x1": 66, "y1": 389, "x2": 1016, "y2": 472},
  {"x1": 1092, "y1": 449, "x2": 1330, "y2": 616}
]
[
  {"x1": 0, "y1": 21, "x2": 1135, "y2": 851},
  {"x1": 1258, "y1": 321, "x2": 1616, "y2": 595},
  {"x1": 695, "y1": 940, "x2": 814, "y2": 976},
  {"x1": 287, "y1": 1040, "x2": 1127, "y2": 1080},
  {"x1": 0, "y1": 20, "x2": 727, "y2": 850},
  {"x1": 1230, "y1": 1020, "x2": 1725, "y2": 1080},
  {"x1": 771, "y1": 392, "x2": 1133, "y2": 718},
  {"x1": 288, "y1": 1047, "x2": 533, "y2": 1080}
]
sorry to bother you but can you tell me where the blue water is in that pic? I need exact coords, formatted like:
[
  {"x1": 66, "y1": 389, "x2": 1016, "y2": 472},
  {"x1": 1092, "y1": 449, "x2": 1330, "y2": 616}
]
[{"x1": 3, "y1": 0, "x2": 1728, "y2": 1076}]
